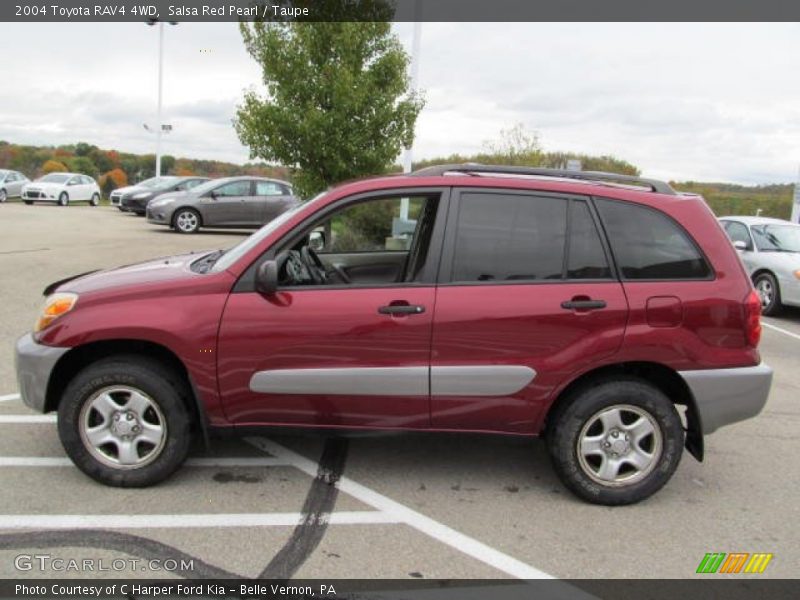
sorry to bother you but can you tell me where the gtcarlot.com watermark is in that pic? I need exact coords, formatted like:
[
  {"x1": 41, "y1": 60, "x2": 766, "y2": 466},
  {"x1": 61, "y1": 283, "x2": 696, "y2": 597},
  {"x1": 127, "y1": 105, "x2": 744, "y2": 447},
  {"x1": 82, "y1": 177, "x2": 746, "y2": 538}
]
[{"x1": 14, "y1": 553, "x2": 194, "y2": 573}]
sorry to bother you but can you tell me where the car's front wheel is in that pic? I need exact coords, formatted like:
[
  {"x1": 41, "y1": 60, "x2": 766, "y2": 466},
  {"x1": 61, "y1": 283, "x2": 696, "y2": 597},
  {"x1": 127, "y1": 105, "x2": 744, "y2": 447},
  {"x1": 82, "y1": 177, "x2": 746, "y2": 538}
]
[
  {"x1": 173, "y1": 208, "x2": 201, "y2": 234},
  {"x1": 547, "y1": 378, "x2": 683, "y2": 505},
  {"x1": 58, "y1": 356, "x2": 192, "y2": 487},
  {"x1": 0, "y1": 189, "x2": 7, "y2": 203},
  {"x1": 754, "y1": 272, "x2": 782, "y2": 316},
  {"x1": 58, "y1": 192, "x2": 69, "y2": 207}
]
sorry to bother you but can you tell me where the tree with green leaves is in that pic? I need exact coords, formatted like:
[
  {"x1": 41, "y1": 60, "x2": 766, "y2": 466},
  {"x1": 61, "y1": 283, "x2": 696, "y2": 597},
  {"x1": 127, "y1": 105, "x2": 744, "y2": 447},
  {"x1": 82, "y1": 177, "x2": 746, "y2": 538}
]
[{"x1": 235, "y1": 16, "x2": 424, "y2": 198}]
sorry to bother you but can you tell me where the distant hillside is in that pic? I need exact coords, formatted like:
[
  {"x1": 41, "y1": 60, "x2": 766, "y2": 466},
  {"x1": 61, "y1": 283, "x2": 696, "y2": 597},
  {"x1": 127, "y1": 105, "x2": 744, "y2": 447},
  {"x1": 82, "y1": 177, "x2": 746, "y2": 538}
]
[
  {"x1": 413, "y1": 149, "x2": 794, "y2": 219},
  {"x1": 0, "y1": 140, "x2": 289, "y2": 197},
  {"x1": 671, "y1": 181, "x2": 794, "y2": 220},
  {"x1": 1, "y1": 140, "x2": 794, "y2": 218}
]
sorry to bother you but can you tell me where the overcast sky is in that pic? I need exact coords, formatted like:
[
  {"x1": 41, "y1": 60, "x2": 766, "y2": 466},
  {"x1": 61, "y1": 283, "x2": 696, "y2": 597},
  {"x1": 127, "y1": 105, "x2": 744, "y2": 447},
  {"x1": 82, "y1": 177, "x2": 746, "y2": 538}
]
[{"x1": 1, "y1": 22, "x2": 798, "y2": 184}]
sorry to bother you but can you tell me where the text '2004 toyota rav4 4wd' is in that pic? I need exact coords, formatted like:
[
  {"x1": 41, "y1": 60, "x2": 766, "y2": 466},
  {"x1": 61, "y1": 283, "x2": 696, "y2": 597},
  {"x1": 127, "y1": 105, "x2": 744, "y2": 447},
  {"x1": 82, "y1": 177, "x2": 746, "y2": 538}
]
[{"x1": 16, "y1": 164, "x2": 772, "y2": 505}]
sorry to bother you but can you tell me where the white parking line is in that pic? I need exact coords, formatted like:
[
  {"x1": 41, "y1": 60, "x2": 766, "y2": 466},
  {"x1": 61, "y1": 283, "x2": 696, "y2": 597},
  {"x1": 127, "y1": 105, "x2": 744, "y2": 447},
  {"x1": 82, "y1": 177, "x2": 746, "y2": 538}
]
[
  {"x1": 247, "y1": 437, "x2": 554, "y2": 580},
  {"x1": 0, "y1": 511, "x2": 397, "y2": 530},
  {"x1": 0, "y1": 457, "x2": 292, "y2": 468},
  {"x1": 763, "y1": 320, "x2": 800, "y2": 341},
  {"x1": 0, "y1": 415, "x2": 55, "y2": 423},
  {"x1": 0, "y1": 393, "x2": 20, "y2": 402}
]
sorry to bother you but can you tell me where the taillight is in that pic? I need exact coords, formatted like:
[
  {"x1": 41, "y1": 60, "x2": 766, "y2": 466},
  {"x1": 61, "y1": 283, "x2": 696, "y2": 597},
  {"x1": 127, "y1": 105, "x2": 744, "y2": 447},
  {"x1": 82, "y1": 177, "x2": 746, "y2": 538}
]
[{"x1": 745, "y1": 289, "x2": 762, "y2": 347}]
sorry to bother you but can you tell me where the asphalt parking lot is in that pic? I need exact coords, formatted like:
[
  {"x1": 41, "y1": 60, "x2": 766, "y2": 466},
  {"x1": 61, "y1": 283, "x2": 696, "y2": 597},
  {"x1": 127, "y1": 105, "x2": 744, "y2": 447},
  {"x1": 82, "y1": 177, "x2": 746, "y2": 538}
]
[{"x1": 0, "y1": 202, "x2": 797, "y2": 580}]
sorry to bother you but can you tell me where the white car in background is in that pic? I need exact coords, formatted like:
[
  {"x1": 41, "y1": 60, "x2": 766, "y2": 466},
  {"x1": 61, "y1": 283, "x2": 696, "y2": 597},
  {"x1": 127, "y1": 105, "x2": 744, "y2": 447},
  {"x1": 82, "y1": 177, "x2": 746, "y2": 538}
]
[
  {"x1": 22, "y1": 173, "x2": 101, "y2": 207},
  {"x1": 0, "y1": 169, "x2": 30, "y2": 202},
  {"x1": 720, "y1": 216, "x2": 800, "y2": 315}
]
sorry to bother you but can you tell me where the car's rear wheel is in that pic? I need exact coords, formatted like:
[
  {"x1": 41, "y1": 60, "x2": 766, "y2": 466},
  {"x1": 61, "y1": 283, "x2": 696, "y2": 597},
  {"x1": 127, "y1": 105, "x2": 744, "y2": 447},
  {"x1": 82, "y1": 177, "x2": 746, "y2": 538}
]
[
  {"x1": 90, "y1": 193, "x2": 100, "y2": 207},
  {"x1": 754, "y1": 272, "x2": 782, "y2": 316},
  {"x1": 58, "y1": 192, "x2": 69, "y2": 207},
  {"x1": 547, "y1": 378, "x2": 683, "y2": 505},
  {"x1": 173, "y1": 208, "x2": 201, "y2": 234},
  {"x1": 58, "y1": 356, "x2": 192, "y2": 487}
]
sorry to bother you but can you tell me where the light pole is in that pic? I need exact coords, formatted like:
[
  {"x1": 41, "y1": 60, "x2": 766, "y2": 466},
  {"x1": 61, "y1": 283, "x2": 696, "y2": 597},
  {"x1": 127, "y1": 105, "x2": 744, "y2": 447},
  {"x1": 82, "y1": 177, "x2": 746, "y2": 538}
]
[
  {"x1": 792, "y1": 165, "x2": 800, "y2": 224},
  {"x1": 400, "y1": 3, "x2": 422, "y2": 221},
  {"x1": 146, "y1": 20, "x2": 177, "y2": 178}
]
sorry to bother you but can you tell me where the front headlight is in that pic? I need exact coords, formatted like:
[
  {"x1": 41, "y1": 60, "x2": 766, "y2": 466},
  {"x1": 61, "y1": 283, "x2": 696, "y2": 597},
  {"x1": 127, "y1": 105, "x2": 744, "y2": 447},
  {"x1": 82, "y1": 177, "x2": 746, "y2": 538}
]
[
  {"x1": 132, "y1": 192, "x2": 151, "y2": 199},
  {"x1": 34, "y1": 293, "x2": 78, "y2": 333},
  {"x1": 149, "y1": 197, "x2": 174, "y2": 208}
]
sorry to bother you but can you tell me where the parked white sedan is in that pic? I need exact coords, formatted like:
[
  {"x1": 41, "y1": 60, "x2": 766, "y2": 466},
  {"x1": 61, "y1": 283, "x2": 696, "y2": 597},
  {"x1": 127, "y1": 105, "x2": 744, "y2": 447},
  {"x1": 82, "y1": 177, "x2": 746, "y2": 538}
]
[
  {"x1": 0, "y1": 169, "x2": 30, "y2": 202},
  {"x1": 720, "y1": 216, "x2": 800, "y2": 315},
  {"x1": 22, "y1": 173, "x2": 101, "y2": 207}
]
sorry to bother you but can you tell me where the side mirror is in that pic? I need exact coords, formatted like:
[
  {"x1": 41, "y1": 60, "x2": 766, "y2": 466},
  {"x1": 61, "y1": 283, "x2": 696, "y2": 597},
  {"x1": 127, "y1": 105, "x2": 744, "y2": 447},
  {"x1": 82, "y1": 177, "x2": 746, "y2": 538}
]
[
  {"x1": 209, "y1": 190, "x2": 218, "y2": 199},
  {"x1": 733, "y1": 240, "x2": 748, "y2": 251},
  {"x1": 309, "y1": 230, "x2": 326, "y2": 252},
  {"x1": 255, "y1": 260, "x2": 279, "y2": 295}
]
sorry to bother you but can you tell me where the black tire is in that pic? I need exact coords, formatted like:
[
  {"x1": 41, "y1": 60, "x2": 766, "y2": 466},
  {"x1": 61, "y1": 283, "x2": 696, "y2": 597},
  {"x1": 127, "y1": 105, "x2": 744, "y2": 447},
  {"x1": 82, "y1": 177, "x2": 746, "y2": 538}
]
[
  {"x1": 754, "y1": 272, "x2": 782, "y2": 316},
  {"x1": 0, "y1": 189, "x2": 6, "y2": 203},
  {"x1": 58, "y1": 192, "x2": 69, "y2": 207},
  {"x1": 173, "y1": 208, "x2": 201, "y2": 234},
  {"x1": 57, "y1": 356, "x2": 192, "y2": 487},
  {"x1": 90, "y1": 193, "x2": 100, "y2": 207},
  {"x1": 547, "y1": 377, "x2": 684, "y2": 505},
  {"x1": 24, "y1": 200, "x2": 33, "y2": 205}
]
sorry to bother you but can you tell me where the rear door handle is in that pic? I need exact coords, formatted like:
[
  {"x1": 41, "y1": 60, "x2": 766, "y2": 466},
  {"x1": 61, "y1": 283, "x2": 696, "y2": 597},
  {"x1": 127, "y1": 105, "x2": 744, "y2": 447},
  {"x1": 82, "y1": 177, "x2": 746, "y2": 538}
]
[
  {"x1": 378, "y1": 304, "x2": 425, "y2": 315},
  {"x1": 561, "y1": 299, "x2": 607, "y2": 310}
]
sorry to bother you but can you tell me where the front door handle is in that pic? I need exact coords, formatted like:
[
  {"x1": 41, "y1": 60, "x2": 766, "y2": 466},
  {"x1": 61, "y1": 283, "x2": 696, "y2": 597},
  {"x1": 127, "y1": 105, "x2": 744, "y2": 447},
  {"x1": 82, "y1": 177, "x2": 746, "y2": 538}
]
[
  {"x1": 378, "y1": 303, "x2": 425, "y2": 315},
  {"x1": 561, "y1": 299, "x2": 607, "y2": 310}
]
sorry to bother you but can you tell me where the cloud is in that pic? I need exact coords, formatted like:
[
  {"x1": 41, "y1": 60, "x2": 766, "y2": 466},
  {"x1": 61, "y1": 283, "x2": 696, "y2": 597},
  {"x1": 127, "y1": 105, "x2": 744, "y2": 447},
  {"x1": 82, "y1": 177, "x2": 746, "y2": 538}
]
[{"x1": 1, "y1": 21, "x2": 799, "y2": 184}]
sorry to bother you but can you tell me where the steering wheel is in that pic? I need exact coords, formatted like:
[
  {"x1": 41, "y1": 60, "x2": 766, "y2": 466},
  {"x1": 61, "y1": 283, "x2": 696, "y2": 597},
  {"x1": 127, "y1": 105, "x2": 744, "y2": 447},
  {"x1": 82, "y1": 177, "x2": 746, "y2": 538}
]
[{"x1": 300, "y1": 245, "x2": 327, "y2": 285}]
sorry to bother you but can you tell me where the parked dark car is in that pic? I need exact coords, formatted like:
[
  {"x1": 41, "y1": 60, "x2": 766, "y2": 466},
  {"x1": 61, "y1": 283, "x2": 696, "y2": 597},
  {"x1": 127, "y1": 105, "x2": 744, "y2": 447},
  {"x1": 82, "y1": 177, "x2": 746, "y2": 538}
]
[
  {"x1": 16, "y1": 164, "x2": 771, "y2": 505},
  {"x1": 146, "y1": 176, "x2": 297, "y2": 233},
  {"x1": 110, "y1": 176, "x2": 176, "y2": 210},
  {"x1": 119, "y1": 176, "x2": 210, "y2": 215}
]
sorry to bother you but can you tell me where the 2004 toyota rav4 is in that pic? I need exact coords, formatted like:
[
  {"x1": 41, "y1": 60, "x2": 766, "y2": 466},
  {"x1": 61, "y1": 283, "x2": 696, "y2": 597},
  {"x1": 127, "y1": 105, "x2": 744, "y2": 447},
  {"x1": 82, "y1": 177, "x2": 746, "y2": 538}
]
[{"x1": 15, "y1": 164, "x2": 773, "y2": 505}]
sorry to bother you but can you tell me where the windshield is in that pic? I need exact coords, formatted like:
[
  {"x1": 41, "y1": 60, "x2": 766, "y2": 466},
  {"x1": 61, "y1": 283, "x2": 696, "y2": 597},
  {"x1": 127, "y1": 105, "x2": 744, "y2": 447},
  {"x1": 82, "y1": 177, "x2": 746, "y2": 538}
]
[
  {"x1": 38, "y1": 174, "x2": 70, "y2": 183},
  {"x1": 150, "y1": 177, "x2": 187, "y2": 191},
  {"x1": 752, "y1": 224, "x2": 800, "y2": 252},
  {"x1": 210, "y1": 192, "x2": 324, "y2": 273},
  {"x1": 189, "y1": 178, "x2": 232, "y2": 196},
  {"x1": 139, "y1": 176, "x2": 178, "y2": 188}
]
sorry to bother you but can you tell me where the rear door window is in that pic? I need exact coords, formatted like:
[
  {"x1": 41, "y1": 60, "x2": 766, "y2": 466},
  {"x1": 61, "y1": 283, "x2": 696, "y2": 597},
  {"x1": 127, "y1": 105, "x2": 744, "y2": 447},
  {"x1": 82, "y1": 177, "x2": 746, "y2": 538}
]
[
  {"x1": 595, "y1": 198, "x2": 711, "y2": 280},
  {"x1": 450, "y1": 191, "x2": 568, "y2": 282},
  {"x1": 568, "y1": 200, "x2": 612, "y2": 279},
  {"x1": 255, "y1": 181, "x2": 285, "y2": 196}
]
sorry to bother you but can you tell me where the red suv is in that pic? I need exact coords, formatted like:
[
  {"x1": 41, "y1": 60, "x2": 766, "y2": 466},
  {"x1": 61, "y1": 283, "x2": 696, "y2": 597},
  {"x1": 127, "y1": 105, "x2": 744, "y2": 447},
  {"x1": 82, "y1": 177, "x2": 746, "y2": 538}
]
[{"x1": 15, "y1": 164, "x2": 772, "y2": 505}]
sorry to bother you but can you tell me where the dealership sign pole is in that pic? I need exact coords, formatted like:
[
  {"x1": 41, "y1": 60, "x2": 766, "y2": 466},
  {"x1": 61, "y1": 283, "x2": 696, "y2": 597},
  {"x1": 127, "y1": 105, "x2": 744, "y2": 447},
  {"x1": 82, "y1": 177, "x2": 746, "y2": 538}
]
[{"x1": 793, "y1": 165, "x2": 800, "y2": 223}]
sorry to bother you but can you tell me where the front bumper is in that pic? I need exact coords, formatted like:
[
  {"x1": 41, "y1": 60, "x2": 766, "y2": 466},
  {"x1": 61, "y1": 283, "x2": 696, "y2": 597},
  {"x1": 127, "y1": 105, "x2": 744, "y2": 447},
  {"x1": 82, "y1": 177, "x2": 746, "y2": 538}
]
[
  {"x1": 14, "y1": 334, "x2": 69, "y2": 413},
  {"x1": 121, "y1": 197, "x2": 149, "y2": 212},
  {"x1": 146, "y1": 207, "x2": 171, "y2": 224},
  {"x1": 679, "y1": 363, "x2": 773, "y2": 434}
]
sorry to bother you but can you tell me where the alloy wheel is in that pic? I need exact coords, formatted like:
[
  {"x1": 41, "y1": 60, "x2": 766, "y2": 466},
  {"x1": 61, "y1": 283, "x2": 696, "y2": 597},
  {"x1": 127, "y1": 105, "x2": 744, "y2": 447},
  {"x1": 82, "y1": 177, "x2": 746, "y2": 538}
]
[
  {"x1": 78, "y1": 386, "x2": 167, "y2": 469},
  {"x1": 576, "y1": 404, "x2": 662, "y2": 486}
]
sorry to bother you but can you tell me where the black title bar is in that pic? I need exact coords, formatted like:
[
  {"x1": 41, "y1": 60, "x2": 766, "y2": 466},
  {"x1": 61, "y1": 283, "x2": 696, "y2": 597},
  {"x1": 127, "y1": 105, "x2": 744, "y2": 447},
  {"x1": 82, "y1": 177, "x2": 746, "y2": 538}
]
[{"x1": 4, "y1": 0, "x2": 800, "y2": 22}]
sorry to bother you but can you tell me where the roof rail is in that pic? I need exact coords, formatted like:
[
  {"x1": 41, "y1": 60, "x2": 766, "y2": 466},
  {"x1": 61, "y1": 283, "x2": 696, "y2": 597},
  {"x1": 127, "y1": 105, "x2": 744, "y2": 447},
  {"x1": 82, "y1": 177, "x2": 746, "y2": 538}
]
[{"x1": 410, "y1": 163, "x2": 676, "y2": 195}]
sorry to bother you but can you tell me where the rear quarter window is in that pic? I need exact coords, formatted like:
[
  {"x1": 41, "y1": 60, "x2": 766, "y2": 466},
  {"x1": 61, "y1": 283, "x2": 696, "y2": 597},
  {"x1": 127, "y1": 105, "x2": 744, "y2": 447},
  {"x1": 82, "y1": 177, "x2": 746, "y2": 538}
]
[{"x1": 595, "y1": 198, "x2": 712, "y2": 280}]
